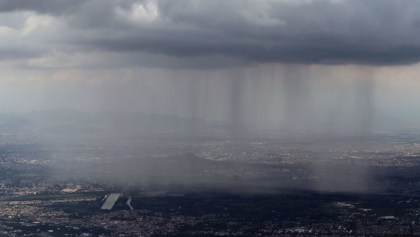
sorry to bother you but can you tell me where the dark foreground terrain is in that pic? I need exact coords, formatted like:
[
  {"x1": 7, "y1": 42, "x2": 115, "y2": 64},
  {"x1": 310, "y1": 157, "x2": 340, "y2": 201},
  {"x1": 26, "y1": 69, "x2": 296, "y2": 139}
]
[
  {"x1": 2, "y1": 191, "x2": 420, "y2": 236},
  {"x1": 1, "y1": 123, "x2": 420, "y2": 235}
]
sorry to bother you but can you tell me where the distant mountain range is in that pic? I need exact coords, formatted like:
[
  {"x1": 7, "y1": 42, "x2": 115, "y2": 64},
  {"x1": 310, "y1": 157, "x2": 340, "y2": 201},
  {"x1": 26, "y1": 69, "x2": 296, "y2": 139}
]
[{"x1": 0, "y1": 108, "x2": 226, "y2": 136}]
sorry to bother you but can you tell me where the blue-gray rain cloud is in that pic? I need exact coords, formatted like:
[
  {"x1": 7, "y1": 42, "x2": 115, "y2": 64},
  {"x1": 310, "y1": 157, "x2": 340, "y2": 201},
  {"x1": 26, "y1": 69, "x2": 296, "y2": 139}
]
[{"x1": 2, "y1": 0, "x2": 420, "y2": 67}]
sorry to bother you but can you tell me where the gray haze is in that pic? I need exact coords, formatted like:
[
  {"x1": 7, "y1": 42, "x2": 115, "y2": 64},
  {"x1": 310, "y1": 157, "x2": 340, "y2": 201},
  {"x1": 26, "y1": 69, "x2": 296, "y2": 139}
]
[
  {"x1": 0, "y1": 0, "x2": 418, "y2": 132},
  {"x1": 1, "y1": 0, "x2": 420, "y2": 193}
]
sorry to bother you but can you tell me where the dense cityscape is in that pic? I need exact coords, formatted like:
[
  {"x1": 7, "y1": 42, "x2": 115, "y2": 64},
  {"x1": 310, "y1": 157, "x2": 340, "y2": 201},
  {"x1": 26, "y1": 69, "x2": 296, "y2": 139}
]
[
  {"x1": 0, "y1": 115, "x2": 420, "y2": 236},
  {"x1": 3, "y1": 0, "x2": 420, "y2": 236}
]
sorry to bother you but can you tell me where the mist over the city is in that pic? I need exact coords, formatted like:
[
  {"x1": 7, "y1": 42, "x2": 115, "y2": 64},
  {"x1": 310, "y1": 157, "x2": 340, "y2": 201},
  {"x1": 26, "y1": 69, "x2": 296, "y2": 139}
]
[{"x1": 1, "y1": 1, "x2": 420, "y2": 236}]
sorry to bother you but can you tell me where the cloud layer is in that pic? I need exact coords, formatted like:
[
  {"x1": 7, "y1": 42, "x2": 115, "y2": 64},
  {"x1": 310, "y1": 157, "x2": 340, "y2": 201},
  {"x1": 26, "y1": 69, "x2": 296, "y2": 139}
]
[{"x1": 1, "y1": 0, "x2": 420, "y2": 68}]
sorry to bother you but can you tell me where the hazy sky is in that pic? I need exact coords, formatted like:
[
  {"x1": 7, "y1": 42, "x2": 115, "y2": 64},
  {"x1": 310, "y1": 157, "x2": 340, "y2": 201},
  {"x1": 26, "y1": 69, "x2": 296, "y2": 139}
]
[{"x1": 1, "y1": 0, "x2": 420, "y2": 130}]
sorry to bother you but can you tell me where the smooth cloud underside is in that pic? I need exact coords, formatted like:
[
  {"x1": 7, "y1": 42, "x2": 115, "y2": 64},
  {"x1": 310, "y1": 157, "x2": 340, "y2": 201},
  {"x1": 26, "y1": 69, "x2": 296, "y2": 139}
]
[{"x1": 1, "y1": 0, "x2": 420, "y2": 68}]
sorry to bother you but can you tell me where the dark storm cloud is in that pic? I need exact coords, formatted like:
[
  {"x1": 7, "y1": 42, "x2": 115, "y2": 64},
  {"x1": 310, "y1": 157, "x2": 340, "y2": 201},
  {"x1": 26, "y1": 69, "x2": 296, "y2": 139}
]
[
  {"x1": 0, "y1": 48, "x2": 40, "y2": 60},
  {"x1": 70, "y1": 0, "x2": 420, "y2": 65},
  {"x1": 4, "y1": 0, "x2": 420, "y2": 66},
  {"x1": 0, "y1": 0, "x2": 87, "y2": 14}
]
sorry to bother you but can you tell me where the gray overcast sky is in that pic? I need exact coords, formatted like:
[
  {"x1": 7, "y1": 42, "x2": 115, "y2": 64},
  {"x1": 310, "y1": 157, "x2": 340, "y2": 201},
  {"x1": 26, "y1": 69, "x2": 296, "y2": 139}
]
[
  {"x1": 1, "y1": 0, "x2": 420, "y2": 69},
  {"x1": 2, "y1": 0, "x2": 420, "y2": 125}
]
